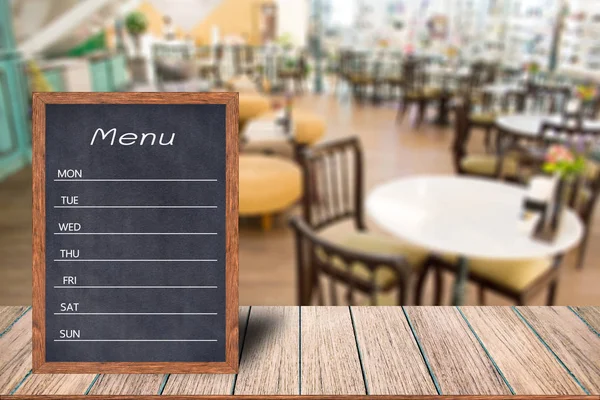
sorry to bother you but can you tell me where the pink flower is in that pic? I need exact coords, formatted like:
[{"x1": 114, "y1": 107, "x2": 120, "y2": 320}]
[{"x1": 546, "y1": 145, "x2": 574, "y2": 163}]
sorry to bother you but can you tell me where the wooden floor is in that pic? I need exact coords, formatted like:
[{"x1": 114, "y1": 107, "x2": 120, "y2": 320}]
[
  {"x1": 1, "y1": 306, "x2": 600, "y2": 396},
  {"x1": 1, "y1": 93, "x2": 599, "y2": 306}
]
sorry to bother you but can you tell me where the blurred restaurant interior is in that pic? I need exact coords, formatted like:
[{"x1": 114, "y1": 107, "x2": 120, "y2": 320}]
[{"x1": 1, "y1": 0, "x2": 600, "y2": 306}]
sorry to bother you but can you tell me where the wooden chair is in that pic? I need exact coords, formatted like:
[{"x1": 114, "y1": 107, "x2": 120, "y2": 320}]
[
  {"x1": 290, "y1": 216, "x2": 411, "y2": 305},
  {"x1": 384, "y1": 54, "x2": 403, "y2": 99},
  {"x1": 470, "y1": 61, "x2": 497, "y2": 87},
  {"x1": 298, "y1": 136, "x2": 432, "y2": 304},
  {"x1": 425, "y1": 121, "x2": 600, "y2": 304},
  {"x1": 397, "y1": 58, "x2": 442, "y2": 127},
  {"x1": 537, "y1": 121, "x2": 600, "y2": 269},
  {"x1": 428, "y1": 112, "x2": 569, "y2": 305},
  {"x1": 242, "y1": 45, "x2": 256, "y2": 76},
  {"x1": 348, "y1": 52, "x2": 373, "y2": 101},
  {"x1": 277, "y1": 52, "x2": 305, "y2": 94},
  {"x1": 198, "y1": 45, "x2": 223, "y2": 86},
  {"x1": 465, "y1": 86, "x2": 526, "y2": 153},
  {"x1": 415, "y1": 252, "x2": 565, "y2": 305},
  {"x1": 526, "y1": 83, "x2": 571, "y2": 115},
  {"x1": 452, "y1": 99, "x2": 520, "y2": 179},
  {"x1": 335, "y1": 50, "x2": 353, "y2": 93},
  {"x1": 231, "y1": 45, "x2": 243, "y2": 76}
]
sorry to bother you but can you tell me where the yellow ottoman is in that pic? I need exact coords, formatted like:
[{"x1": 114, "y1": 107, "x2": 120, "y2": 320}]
[
  {"x1": 256, "y1": 110, "x2": 326, "y2": 145},
  {"x1": 239, "y1": 93, "x2": 271, "y2": 133},
  {"x1": 240, "y1": 154, "x2": 303, "y2": 231}
]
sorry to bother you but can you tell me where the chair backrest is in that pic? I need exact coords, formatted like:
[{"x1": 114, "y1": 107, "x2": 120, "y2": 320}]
[
  {"x1": 452, "y1": 99, "x2": 470, "y2": 173},
  {"x1": 290, "y1": 216, "x2": 410, "y2": 306},
  {"x1": 536, "y1": 122, "x2": 600, "y2": 219},
  {"x1": 469, "y1": 87, "x2": 526, "y2": 116},
  {"x1": 214, "y1": 45, "x2": 224, "y2": 62},
  {"x1": 351, "y1": 52, "x2": 369, "y2": 76},
  {"x1": 339, "y1": 50, "x2": 353, "y2": 78},
  {"x1": 402, "y1": 57, "x2": 426, "y2": 94},
  {"x1": 244, "y1": 45, "x2": 255, "y2": 64},
  {"x1": 526, "y1": 83, "x2": 571, "y2": 114},
  {"x1": 470, "y1": 61, "x2": 496, "y2": 89},
  {"x1": 232, "y1": 45, "x2": 242, "y2": 75},
  {"x1": 538, "y1": 120, "x2": 600, "y2": 146},
  {"x1": 300, "y1": 136, "x2": 365, "y2": 231},
  {"x1": 575, "y1": 162, "x2": 600, "y2": 227}
]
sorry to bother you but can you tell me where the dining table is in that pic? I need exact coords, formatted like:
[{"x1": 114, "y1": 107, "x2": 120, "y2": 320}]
[
  {"x1": 495, "y1": 114, "x2": 600, "y2": 139},
  {"x1": 481, "y1": 82, "x2": 525, "y2": 97},
  {"x1": 2, "y1": 305, "x2": 599, "y2": 398},
  {"x1": 366, "y1": 175, "x2": 584, "y2": 305}
]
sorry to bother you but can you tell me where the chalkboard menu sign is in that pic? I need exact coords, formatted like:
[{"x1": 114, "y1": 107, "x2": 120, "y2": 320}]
[{"x1": 32, "y1": 92, "x2": 239, "y2": 373}]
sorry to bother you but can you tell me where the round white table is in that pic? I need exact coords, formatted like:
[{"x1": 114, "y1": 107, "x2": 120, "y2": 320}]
[
  {"x1": 495, "y1": 114, "x2": 600, "y2": 138},
  {"x1": 427, "y1": 65, "x2": 470, "y2": 79},
  {"x1": 366, "y1": 175, "x2": 584, "y2": 305},
  {"x1": 481, "y1": 83, "x2": 525, "y2": 96}
]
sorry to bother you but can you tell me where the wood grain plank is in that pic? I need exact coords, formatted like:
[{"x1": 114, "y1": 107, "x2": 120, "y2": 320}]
[
  {"x1": 234, "y1": 306, "x2": 299, "y2": 395},
  {"x1": 163, "y1": 306, "x2": 250, "y2": 395},
  {"x1": 0, "y1": 306, "x2": 29, "y2": 336},
  {"x1": 301, "y1": 306, "x2": 364, "y2": 395},
  {"x1": 6, "y1": 396, "x2": 599, "y2": 400},
  {"x1": 0, "y1": 310, "x2": 32, "y2": 394},
  {"x1": 516, "y1": 307, "x2": 600, "y2": 394},
  {"x1": 460, "y1": 306, "x2": 585, "y2": 395},
  {"x1": 404, "y1": 306, "x2": 511, "y2": 395},
  {"x1": 571, "y1": 307, "x2": 600, "y2": 335},
  {"x1": 14, "y1": 373, "x2": 97, "y2": 395},
  {"x1": 87, "y1": 374, "x2": 164, "y2": 395},
  {"x1": 351, "y1": 307, "x2": 437, "y2": 395}
]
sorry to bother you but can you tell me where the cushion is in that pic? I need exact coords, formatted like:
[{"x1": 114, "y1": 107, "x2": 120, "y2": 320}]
[
  {"x1": 405, "y1": 87, "x2": 441, "y2": 99},
  {"x1": 469, "y1": 111, "x2": 496, "y2": 124},
  {"x1": 257, "y1": 110, "x2": 326, "y2": 145},
  {"x1": 239, "y1": 93, "x2": 271, "y2": 129},
  {"x1": 585, "y1": 160, "x2": 600, "y2": 181},
  {"x1": 460, "y1": 154, "x2": 519, "y2": 177},
  {"x1": 311, "y1": 231, "x2": 429, "y2": 303},
  {"x1": 239, "y1": 155, "x2": 302, "y2": 215},
  {"x1": 349, "y1": 73, "x2": 374, "y2": 84},
  {"x1": 336, "y1": 232, "x2": 429, "y2": 269},
  {"x1": 442, "y1": 254, "x2": 553, "y2": 291}
]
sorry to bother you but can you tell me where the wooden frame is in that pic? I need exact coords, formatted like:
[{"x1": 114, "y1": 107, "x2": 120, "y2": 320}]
[{"x1": 32, "y1": 92, "x2": 239, "y2": 374}]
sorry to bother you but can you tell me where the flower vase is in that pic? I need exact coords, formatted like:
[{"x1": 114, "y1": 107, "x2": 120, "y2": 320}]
[{"x1": 550, "y1": 175, "x2": 569, "y2": 233}]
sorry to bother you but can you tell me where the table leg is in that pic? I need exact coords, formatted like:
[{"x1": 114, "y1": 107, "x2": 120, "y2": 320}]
[
  {"x1": 293, "y1": 143, "x2": 307, "y2": 164},
  {"x1": 433, "y1": 94, "x2": 451, "y2": 126},
  {"x1": 451, "y1": 256, "x2": 469, "y2": 306}
]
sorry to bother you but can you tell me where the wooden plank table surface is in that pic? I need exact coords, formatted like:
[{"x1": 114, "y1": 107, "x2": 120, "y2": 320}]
[{"x1": 1, "y1": 306, "x2": 599, "y2": 399}]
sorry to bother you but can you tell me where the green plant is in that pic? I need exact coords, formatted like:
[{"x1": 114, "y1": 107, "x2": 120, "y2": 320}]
[
  {"x1": 302, "y1": 62, "x2": 311, "y2": 77},
  {"x1": 277, "y1": 33, "x2": 294, "y2": 49},
  {"x1": 543, "y1": 144, "x2": 586, "y2": 178},
  {"x1": 284, "y1": 58, "x2": 296, "y2": 69},
  {"x1": 525, "y1": 61, "x2": 540, "y2": 74},
  {"x1": 575, "y1": 84, "x2": 598, "y2": 102},
  {"x1": 125, "y1": 11, "x2": 148, "y2": 36}
]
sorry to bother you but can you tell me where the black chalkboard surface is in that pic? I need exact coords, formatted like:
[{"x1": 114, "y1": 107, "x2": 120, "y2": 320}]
[{"x1": 32, "y1": 92, "x2": 239, "y2": 374}]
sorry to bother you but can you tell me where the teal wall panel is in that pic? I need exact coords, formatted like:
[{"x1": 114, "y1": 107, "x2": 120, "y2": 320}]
[
  {"x1": 0, "y1": 57, "x2": 32, "y2": 180},
  {"x1": 0, "y1": 1, "x2": 17, "y2": 52},
  {"x1": 0, "y1": 2, "x2": 31, "y2": 180},
  {"x1": 111, "y1": 54, "x2": 129, "y2": 90},
  {"x1": 43, "y1": 68, "x2": 66, "y2": 92},
  {"x1": 90, "y1": 59, "x2": 111, "y2": 91}
]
